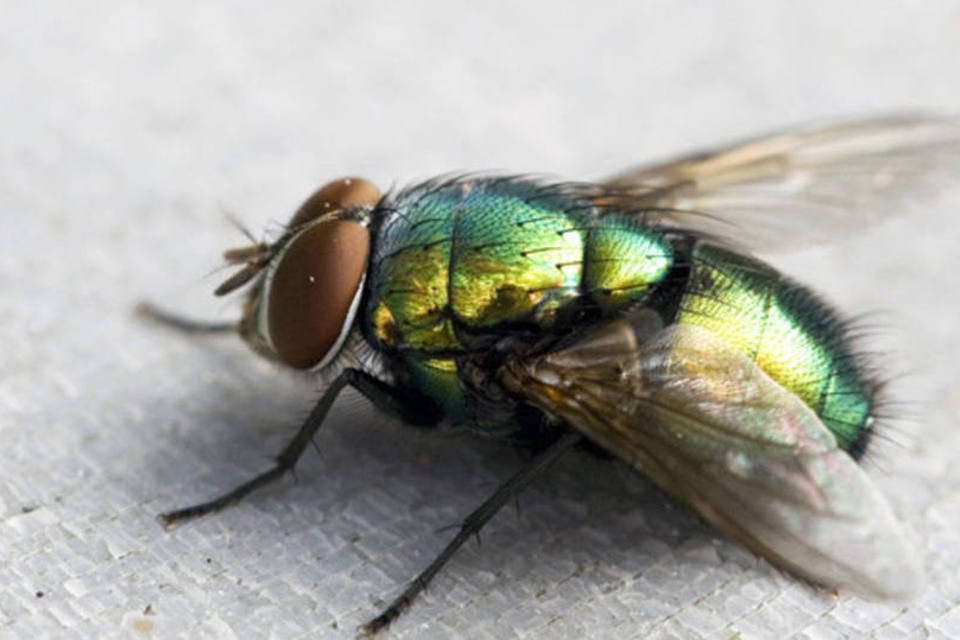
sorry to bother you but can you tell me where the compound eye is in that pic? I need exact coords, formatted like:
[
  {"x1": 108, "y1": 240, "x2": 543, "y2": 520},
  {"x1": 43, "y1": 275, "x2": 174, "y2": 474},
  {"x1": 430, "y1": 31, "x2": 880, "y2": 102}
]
[
  {"x1": 266, "y1": 219, "x2": 370, "y2": 369},
  {"x1": 288, "y1": 177, "x2": 381, "y2": 228}
]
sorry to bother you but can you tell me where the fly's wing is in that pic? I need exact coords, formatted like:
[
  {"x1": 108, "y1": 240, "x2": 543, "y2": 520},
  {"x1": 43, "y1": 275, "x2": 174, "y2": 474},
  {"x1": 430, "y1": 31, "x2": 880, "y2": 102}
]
[
  {"x1": 601, "y1": 114, "x2": 960, "y2": 252},
  {"x1": 499, "y1": 316, "x2": 921, "y2": 599}
]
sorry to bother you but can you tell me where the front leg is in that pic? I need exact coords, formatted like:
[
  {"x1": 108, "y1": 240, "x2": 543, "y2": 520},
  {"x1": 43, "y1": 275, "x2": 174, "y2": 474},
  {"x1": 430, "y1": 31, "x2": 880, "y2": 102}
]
[
  {"x1": 159, "y1": 368, "x2": 441, "y2": 527},
  {"x1": 135, "y1": 301, "x2": 238, "y2": 335}
]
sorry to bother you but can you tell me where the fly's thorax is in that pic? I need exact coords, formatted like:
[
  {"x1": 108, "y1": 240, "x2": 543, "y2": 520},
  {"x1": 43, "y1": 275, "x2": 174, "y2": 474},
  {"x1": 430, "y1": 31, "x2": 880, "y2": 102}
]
[
  {"x1": 364, "y1": 176, "x2": 674, "y2": 357},
  {"x1": 361, "y1": 176, "x2": 677, "y2": 436},
  {"x1": 227, "y1": 177, "x2": 381, "y2": 370}
]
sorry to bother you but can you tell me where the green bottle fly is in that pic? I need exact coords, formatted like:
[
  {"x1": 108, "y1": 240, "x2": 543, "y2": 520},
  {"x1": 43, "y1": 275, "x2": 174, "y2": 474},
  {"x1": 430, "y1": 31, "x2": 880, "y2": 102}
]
[
  {"x1": 144, "y1": 114, "x2": 960, "y2": 634},
  {"x1": 365, "y1": 176, "x2": 874, "y2": 455}
]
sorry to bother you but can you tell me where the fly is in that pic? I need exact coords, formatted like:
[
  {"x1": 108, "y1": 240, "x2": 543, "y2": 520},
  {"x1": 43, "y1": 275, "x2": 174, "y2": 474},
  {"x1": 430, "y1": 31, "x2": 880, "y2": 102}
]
[{"x1": 138, "y1": 114, "x2": 960, "y2": 635}]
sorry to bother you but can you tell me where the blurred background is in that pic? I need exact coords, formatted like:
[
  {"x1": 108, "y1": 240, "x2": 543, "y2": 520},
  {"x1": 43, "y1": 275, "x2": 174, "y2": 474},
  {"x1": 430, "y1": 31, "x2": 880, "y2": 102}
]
[{"x1": 2, "y1": 1, "x2": 959, "y2": 637}]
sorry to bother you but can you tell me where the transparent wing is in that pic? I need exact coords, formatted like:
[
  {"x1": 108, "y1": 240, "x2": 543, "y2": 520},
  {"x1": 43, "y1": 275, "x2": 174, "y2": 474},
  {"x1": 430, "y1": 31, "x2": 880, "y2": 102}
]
[
  {"x1": 500, "y1": 315, "x2": 921, "y2": 599},
  {"x1": 601, "y1": 114, "x2": 960, "y2": 252}
]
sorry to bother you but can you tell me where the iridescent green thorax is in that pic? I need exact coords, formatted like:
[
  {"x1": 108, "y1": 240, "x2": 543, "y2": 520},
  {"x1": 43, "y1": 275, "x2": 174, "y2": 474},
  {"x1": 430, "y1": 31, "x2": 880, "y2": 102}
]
[
  {"x1": 676, "y1": 244, "x2": 874, "y2": 454},
  {"x1": 364, "y1": 177, "x2": 672, "y2": 427},
  {"x1": 365, "y1": 177, "x2": 672, "y2": 353}
]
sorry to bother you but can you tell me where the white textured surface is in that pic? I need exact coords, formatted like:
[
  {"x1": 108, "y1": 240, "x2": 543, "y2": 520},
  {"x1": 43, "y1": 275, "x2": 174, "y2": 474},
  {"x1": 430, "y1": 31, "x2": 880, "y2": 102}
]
[{"x1": 3, "y1": 2, "x2": 960, "y2": 638}]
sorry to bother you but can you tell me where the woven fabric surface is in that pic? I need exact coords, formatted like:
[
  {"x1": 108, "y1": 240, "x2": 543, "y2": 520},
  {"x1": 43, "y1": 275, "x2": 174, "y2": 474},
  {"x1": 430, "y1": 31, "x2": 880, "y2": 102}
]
[{"x1": 3, "y1": 2, "x2": 960, "y2": 638}]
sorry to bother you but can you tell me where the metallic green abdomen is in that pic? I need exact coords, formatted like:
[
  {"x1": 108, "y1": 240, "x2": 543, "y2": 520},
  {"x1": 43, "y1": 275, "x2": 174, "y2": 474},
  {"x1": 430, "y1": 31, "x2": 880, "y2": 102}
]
[{"x1": 677, "y1": 244, "x2": 874, "y2": 454}]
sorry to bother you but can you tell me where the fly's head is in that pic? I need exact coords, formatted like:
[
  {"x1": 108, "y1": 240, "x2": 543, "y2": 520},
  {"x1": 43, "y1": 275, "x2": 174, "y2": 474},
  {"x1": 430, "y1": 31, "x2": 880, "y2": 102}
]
[{"x1": 217, "y1": 177, "x2": 381, "y2": 370}]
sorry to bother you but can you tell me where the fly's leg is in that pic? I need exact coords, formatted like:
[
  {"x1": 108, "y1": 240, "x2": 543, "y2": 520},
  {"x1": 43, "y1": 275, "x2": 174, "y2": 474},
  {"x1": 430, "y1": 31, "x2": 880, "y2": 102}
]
[
  {"x1": 159, "y1": 369, "x2": 441, "y2": 527},
  {"x1": 159, "y1": 371, "x2": 353, "y2": 527},
  {"x1": 359, "y1": 430, "x2": 582, "y2": 636},
  {"x1": 135, "y1": 301, "x2": 238, "y2": 334},
  {"x1": 348, "y1": 368, "x2": 444, "y2": 428}
]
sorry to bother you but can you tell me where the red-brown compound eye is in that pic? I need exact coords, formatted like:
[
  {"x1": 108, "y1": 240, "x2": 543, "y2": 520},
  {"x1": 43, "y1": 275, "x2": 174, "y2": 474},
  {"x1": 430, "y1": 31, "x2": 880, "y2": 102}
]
[
  {"x1": 288, "y1": 177, "x2": 381, "y2": 229},
  {"x1": 266, "y1": 219, "x2": 370, "y2": 369}
]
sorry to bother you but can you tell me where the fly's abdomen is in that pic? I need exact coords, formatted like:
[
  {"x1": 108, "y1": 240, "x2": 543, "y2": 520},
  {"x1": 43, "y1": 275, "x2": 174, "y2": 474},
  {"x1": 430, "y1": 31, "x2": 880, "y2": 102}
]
[{"x1": 676, "y1": 243, "x2": 875, "y2": 456}]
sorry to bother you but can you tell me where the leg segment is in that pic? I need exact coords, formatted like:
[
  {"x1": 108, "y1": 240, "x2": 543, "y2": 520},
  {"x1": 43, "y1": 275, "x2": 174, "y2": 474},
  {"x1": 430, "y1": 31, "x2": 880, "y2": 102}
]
[
  {"x1": 135, "y1": 301, "x2": 238, "y2": 334},
  {"x1": 160, "y1": 369, "x2": 439, "y2": 527},
  {"x1": 349, "y1": 370, "x2": 443, "y2": 427},
  {"x1": 359, "y1": 431, "x2": 583, "y2": 636}
]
